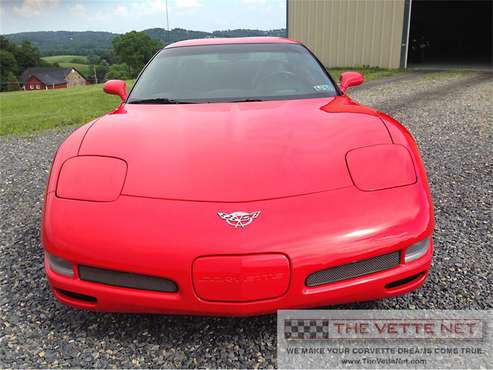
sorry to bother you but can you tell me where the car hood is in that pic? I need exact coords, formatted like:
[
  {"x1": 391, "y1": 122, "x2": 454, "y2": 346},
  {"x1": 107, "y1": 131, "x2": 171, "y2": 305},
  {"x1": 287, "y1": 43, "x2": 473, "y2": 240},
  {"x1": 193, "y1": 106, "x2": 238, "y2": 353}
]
[{"x1": 79, "y1": 97, "x2": 391, "y2": 202}]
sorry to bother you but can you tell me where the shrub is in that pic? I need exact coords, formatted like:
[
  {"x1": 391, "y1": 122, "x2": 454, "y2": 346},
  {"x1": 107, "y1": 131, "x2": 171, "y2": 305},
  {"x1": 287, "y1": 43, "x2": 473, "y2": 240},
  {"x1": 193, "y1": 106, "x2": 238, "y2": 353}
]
[
  {"x1": 104, "y1": 63, "x2": 132, "y2": 81},
  {"x1": 70, "y1": 56, "x2": 88, "y2": 64}
]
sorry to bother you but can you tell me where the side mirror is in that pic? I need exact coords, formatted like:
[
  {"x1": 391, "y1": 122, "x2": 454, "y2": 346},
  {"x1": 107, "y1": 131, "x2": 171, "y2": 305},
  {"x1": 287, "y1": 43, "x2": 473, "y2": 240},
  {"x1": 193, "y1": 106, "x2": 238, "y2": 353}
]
[
  {"x1": 339, "y1": 72, "x2": 364, "y2": 93},
  {"x1": 103, "y1": 80, "x2": 127, "y2": 101}
]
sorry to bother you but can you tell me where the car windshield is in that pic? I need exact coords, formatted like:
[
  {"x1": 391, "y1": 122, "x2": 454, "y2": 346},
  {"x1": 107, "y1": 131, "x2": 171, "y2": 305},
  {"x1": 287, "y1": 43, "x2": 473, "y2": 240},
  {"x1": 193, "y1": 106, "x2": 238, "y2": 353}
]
[{"x1": 127, "y1": 43, "x2": 338, "y2": 104}]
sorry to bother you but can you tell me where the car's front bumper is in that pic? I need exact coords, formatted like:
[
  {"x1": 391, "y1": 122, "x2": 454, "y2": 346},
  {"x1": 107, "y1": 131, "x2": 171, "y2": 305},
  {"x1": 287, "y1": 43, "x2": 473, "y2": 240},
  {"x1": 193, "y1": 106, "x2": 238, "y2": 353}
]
[
  {"x1": 45, "y1": 246, "x2": 431, "y2": 316},
  {"x1": 42, "y1": 182, "x2": 433, "y2": 316}
]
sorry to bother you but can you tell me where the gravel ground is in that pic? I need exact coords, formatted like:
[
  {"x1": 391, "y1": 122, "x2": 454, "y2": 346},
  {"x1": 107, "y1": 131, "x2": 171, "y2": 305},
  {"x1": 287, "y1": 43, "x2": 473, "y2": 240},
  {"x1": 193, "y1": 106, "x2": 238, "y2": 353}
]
[{"x1": 1, "y1": 71, "x2": 492, "y2": 368}]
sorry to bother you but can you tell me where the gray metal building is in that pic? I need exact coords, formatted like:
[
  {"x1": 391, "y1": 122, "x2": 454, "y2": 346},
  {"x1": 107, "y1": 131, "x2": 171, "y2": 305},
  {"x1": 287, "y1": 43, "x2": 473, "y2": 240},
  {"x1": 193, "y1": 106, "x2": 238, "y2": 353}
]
[{"x1": 287, "y1": 0, "x2": 492, "y2": 70}]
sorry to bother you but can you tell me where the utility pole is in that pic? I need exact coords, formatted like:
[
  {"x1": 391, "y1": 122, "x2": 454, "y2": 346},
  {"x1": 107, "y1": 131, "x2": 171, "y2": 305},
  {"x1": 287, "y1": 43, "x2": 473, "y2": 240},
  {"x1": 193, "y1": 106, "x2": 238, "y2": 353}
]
[
  {"x1": 93, "y1": 64, "x2": 98, "y2": 84},
  {"x1": 165, "y1": 0, "x2": 170, "y2": 44}
]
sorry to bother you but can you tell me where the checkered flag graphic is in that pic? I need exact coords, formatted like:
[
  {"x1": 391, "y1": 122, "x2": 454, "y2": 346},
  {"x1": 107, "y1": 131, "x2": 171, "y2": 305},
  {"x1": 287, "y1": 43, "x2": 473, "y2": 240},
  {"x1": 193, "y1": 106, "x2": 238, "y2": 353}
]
[{"x1": 284, "y1": 319, "x2": 329, "y2": 339}]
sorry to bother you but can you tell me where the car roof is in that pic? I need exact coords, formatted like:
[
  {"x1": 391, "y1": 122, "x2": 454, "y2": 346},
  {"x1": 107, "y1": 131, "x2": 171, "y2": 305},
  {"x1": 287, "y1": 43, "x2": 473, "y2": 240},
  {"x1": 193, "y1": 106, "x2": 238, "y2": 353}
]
[{"x1": 165, "y1": 37, "x2": 299, "y2": 49}]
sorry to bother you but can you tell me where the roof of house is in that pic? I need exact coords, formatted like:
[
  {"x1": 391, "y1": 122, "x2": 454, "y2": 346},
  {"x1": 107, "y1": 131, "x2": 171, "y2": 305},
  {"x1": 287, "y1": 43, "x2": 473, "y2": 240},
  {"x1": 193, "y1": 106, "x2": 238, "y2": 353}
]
[
  {"x1": 165, "y1": 37, "x2": 298, "y2": 49},
  {"x1": 20, "y1": 67, "x2": 82, "y2": 85}
]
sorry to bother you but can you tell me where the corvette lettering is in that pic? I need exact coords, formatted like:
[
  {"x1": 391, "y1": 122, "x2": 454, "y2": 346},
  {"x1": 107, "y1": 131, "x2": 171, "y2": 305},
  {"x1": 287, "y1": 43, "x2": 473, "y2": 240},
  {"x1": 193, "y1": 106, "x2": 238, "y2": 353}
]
[{"x1": 198, "y1": 272, "x2": 285, "y2": 284}]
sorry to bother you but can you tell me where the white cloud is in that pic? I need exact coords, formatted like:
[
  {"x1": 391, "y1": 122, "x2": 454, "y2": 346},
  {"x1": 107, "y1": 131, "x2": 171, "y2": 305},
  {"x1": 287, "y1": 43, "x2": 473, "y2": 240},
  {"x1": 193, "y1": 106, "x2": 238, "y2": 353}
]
[
  {"x1": 132, "y1": 0, "x2": 164, "y2": 16},
  {"x1": 147, "y1": 0, "x2": 165, "y2": 10},
  {"x1": 175, "y1": 0, "x2": 202, "y2": 9},
  {"x1": 241, "y1": 0, "x2": 267, "y2": 4},
  {"x1": 71, "y1": 3, "x2": 86, "y2": 16},
  {"x1": 88, "y1": 9, "x2": 110, "y2": 23},
  {"x1": 13, "y1": 0, "x2": 59, "y2": 17},
  {"x1": 2, "y1": 0, "x2": 286, "y2": 34},
  {"x1": 115, "y1": 5, "x2": 129, "y2": 16}
]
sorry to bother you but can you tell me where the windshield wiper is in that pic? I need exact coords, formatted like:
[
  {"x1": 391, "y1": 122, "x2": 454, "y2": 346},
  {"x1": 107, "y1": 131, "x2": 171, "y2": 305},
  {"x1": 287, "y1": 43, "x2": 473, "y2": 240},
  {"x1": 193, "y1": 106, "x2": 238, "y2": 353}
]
[
  {"x1": 128, "y1": 98, "x2": 197, "y2": 104},
  {"x1": 129, "y1": 97, "x2": 266, "y2": 104},
  {"x1": 229, "y1": 98, "x2": 265, "y2": 103}
]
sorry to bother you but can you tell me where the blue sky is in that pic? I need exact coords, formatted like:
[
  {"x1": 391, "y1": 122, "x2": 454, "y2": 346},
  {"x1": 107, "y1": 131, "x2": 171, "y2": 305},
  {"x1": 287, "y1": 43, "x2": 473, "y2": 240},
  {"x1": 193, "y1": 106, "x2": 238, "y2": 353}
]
[{"x1": 0, "y1": 0, "x2": 286, "y2": 34}]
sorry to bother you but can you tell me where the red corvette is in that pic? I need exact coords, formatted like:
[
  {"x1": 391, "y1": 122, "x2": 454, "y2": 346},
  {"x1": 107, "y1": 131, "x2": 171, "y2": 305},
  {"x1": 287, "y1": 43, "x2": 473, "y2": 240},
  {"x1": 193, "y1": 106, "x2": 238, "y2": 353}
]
[{"x1": 42, "y1": 37, "x2": 434, "y2": 316}]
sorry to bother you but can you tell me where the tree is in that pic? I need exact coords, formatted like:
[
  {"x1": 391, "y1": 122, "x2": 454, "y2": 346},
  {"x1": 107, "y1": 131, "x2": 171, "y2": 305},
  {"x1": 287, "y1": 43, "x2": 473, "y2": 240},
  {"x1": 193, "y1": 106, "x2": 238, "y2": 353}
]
[
  {"x1": 112, "y1": 31, "x2": 162, "y2": 77},
  {"x1": 6, "y1": 72, "x2": 20, "y2": 91},
  {"x1": 0, "y1": 49, "x2": 18, "y2": 74},
  {"x1": 87, "y1": 54, "x2": 101, "y2": 65},
  {"x1": 0, "y1": 37, "x2": 45, "y2": 92},
  {"x1": 88, "y1": 60, "x2": 110, "y2": 83},
  {"x1": 99, "y1": 49, "x2": 119, "y2": 65},
  {"x1": 0, "y1": 36, "x2": 12, "y2": 51},
  {"x1": 13, "y1": 41, "x2": 41, "y2": 71},
  {"x1": 0, "y1": 50, "x2": 18, "y2": 92},
  {"x1": 96, "y1": 60, "x2": 110, "y2": 82},
  {"x1": 104, "y1": 63, "x2": 132, "y2": 80}
]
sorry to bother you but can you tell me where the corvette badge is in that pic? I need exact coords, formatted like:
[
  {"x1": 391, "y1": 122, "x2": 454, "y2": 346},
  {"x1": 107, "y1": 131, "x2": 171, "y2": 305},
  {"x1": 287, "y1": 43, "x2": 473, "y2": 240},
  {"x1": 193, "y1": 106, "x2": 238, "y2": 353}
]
[{"x1": 217, "y1": 211, "x2": 261, "y2": 228}]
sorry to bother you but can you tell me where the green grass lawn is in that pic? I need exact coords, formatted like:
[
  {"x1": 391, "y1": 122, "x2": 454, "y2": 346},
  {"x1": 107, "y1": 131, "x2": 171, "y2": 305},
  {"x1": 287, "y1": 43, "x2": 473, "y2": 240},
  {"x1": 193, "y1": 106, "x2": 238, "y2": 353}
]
[
  {"x1": 0, "y1": 81, "x2": 133, "y2": 136},
  {"x1": 42, "y1": 55, "x2": 91, "y2": 78},
  {"x1": 42, "y1": 55, "x2": 89, "y2": 64}
]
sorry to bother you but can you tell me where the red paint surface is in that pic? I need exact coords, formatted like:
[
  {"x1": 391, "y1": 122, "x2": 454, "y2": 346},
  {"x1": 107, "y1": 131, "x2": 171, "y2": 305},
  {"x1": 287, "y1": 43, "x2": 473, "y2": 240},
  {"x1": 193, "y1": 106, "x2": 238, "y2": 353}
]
[
  {"x1": 339, "y1": 71, "x2": 364, "y2": 93},
  {"x1": 103, "y1": 80, "x2": 127, "y2": 101},
  {"x1": 193, "y1": 254, "x2": 290, "y2": 302},
  {"x1": 56, "y1": 156, "x2": 127, "y2": 202},
  {"x1": 346, "y1": 144, "x2": 417, "y2": 191},
  {"x1": 166, "y1": 36, "x2": 297, "y2": 49},
  {"x1": 42, "y1": 37, "x2": 434, "y2": 316},
  {"x1": 80, "y1": 98, "x2": 391, "y2": 202}
]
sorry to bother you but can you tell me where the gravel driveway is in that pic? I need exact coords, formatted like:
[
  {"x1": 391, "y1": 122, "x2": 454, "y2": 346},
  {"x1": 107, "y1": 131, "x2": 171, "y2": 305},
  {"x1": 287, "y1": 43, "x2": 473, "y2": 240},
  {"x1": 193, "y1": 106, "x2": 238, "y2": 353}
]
[{"x1": 1, "y1": 71, "x2": 492, "y2": 368}]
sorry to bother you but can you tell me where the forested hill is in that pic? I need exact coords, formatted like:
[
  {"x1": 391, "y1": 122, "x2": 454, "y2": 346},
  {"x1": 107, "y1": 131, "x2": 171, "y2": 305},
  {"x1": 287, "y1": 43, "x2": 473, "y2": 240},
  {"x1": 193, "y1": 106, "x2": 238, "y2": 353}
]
[
  {"x1": 4, "y1": 28, "x2": 287, "y2": 56},
  {"x1": 4, "y1": 31, "x2": 116, "y2": 56},
  {"x1": 143, "y1": 27, "x2": 287, "y2": 43}
]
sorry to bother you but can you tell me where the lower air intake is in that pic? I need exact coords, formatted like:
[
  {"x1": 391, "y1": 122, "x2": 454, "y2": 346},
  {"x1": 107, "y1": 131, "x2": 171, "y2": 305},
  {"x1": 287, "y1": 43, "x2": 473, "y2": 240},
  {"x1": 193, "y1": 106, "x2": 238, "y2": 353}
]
[
  {"x1": 79, "y1": 265, "x2": 178, "y2": 293},
  {"x1": 306, "y1": 251, "x2": 400, "y2": 287}
]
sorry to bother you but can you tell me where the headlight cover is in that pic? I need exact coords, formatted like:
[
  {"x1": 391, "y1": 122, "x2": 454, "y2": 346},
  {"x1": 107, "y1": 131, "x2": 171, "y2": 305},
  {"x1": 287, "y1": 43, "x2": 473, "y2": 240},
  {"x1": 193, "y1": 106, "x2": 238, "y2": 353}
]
[
  {"x1": 405, "y1": 237, "x2": 430, "y2": 263},
  {"x1": 346, "y1": 144, "x2": 417, "y2": 191},
  {"x1": 46, "y1": 252, "x2": 74, "y2": 277},
  {"x1": 56, "y1": 156, "x2": 127, "y2": 202}
]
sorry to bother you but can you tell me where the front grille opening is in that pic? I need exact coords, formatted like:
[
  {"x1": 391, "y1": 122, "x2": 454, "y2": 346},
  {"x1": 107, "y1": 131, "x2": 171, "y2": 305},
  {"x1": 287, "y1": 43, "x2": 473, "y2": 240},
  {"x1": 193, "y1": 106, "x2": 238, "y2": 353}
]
[
  {"x1": 78, "y1": 265, "x2": 178, "y2": 293},
  {"x1": 385, "y1": 272, "x2": 425, "y2": 289},
  {"x1": 306, "y1": 251, "x2": 401, "y2": 287},
  {"x1": 57, "y1": 289, "x2": 97, "y2": 303}
]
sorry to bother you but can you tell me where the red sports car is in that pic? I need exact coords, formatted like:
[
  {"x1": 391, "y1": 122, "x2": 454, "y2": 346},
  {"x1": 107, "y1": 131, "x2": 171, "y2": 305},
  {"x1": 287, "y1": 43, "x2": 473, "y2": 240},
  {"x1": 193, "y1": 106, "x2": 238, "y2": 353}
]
[{"x1": 42, "y1": 37, "x2": 434, "y2": 316}]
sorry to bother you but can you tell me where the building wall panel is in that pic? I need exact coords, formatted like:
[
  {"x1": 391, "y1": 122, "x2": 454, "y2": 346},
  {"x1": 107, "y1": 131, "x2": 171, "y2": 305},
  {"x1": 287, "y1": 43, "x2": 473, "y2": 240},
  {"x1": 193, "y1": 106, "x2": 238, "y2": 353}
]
[
  {"x1": 66, "y1": 69, "x2": 87, "y2": 88},
  {"x1": 288, "y1": 0, "x2": 405, "y2": 69}
]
